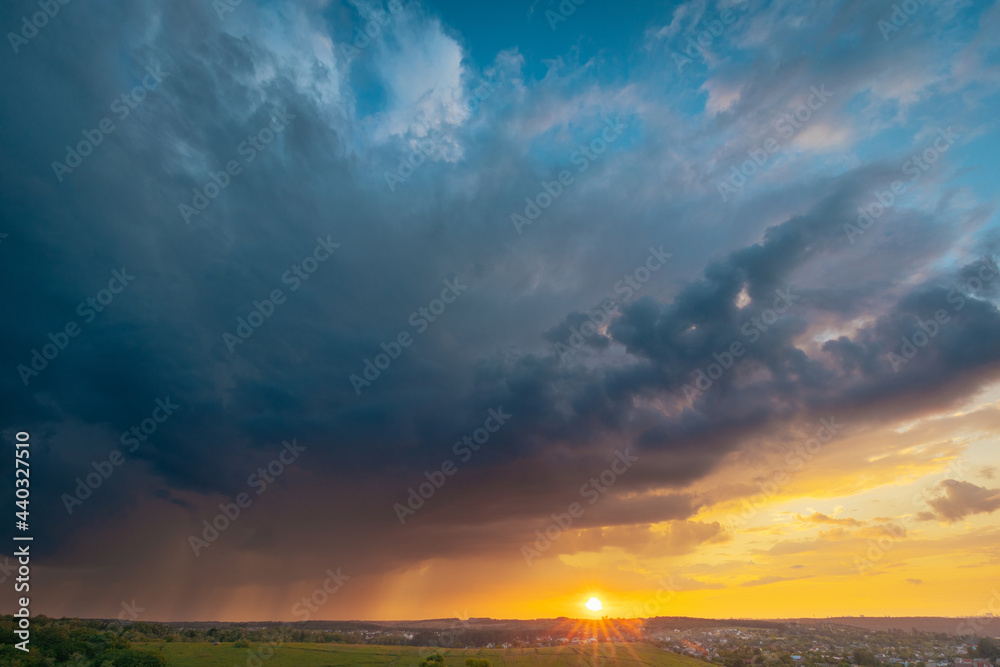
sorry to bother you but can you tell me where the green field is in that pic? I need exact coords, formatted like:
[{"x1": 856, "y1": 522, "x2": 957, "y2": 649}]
[{"x1": 135, "y1": 641, "x2": 710, "y2": 666}]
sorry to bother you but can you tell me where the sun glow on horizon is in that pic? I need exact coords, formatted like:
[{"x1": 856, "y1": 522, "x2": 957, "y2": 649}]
[{"x1": 585, "y1": 596, "x2": 603, "y2": 612}]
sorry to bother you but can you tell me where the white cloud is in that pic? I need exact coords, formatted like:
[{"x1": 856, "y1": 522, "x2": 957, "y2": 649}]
[{"x1": 365, "y1": 7, "x2": 469, "y2": 148}]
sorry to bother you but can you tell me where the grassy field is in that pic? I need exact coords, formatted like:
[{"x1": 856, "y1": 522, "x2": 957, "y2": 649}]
[{"x1": 135, "y1": 641, "x2": 710, "y2": 666}]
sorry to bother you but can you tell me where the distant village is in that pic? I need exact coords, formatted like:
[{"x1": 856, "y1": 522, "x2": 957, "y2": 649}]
[
  {"x1": 649, "y1": 624, "x2": 1000, "y2": 667},
  {"x1": 395, "y1": 616, "x2": 1000, "y2": 664}
]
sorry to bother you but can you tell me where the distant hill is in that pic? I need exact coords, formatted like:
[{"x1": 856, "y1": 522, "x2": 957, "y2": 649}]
[{"x1": 785, "y1": 617, "x2": 1000, "y2": 635}]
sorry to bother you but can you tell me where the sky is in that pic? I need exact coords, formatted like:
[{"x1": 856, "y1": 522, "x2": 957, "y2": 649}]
[{"x1": 1, "y1": 0, "x2": 1000, "y2": 623}]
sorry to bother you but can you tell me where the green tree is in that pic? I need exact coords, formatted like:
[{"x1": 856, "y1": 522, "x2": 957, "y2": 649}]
[
  {"x1": 853, "y1": 649, "x2": 880, "y2": 667},
  {"x1": 99, "y1": 648, "x2": 167, "y2": 666},
  {"x1": 420, "y1": 653, "x2": 445, "y2": 667},
  {"x1": 466, "y1": 660, "x2": 492, "y2": 667},
  {"x1": 976, "y1": 637, "x2": 1000, "y2": 661}
]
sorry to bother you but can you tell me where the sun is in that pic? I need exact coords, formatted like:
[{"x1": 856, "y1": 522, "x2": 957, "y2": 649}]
[{"x1": 585, "y1": 596, "x2": 603, "y2": 612}]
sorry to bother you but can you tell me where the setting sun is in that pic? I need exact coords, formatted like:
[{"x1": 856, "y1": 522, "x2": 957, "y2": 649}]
[{"x1": 585, "y1": 597, "x2": 603, "y2": 612}]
